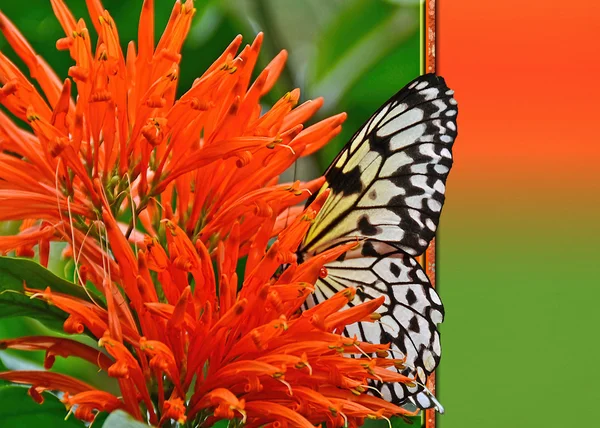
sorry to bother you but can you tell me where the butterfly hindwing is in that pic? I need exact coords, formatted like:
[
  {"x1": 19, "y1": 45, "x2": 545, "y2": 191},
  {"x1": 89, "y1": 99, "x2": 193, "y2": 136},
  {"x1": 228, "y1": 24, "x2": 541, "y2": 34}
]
[
  {"x1": 302, "y1": 74, "x2": 457, "y2": 258},
  {"x1": 304, "y1": 241, "x2": 443, "y2": 406},
  {"x1": 298, "y1": 74, "x2": 457, "y2": 410}
]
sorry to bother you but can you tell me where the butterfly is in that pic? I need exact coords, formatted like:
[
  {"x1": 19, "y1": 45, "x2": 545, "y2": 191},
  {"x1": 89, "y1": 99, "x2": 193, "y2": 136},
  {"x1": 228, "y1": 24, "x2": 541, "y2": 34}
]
[{"x1": 297, "y1": 73, "x2": 457, "y2": 411}]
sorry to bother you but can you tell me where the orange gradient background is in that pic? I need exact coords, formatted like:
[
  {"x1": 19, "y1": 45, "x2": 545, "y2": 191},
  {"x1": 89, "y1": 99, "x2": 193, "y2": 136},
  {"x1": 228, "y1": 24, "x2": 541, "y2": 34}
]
[{"x1": 435, "y1": 1, "x2": 599, "y2": 427}]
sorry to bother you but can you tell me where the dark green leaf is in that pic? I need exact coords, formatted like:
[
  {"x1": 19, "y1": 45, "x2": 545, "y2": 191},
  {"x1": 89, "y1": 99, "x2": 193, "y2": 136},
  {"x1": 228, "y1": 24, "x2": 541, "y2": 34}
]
[
  {"x1": 0, "y1": 257, "x2": 96, "y2": 299},
  {"x1": 0, "y1": 385, "x2": 84, "y2": 427},
  {"x1": 211, "y1": 420, "x2": 230, "y2": 428},
  {"x1": 102, "y1": 410, "x2": 151, "y2": 428},
  {"x1": 0, "y1": 257, "x2": 101, "y2": 330},
  {"x1": 362, "y1": 414, "x2": 423, "y2": 428}
]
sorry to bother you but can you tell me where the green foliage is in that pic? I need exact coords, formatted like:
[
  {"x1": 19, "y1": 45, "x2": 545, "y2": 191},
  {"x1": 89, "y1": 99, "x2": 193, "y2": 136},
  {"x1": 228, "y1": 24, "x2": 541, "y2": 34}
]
[
  {"x1": 102, "y1": 410, "x2": 152, "y2": 428},
  {"x1": 307, "y1": 0, "x2": 420, "y2": 169},
  {"x1": 364, "y1": 415, "x2": 424, "y2": 427},
  {"x1": 0, "y1": 386, "x2": 84, "y2": 427},
  {"x1": 0, "y1": 257, "x2": 100, "y2": 331},
  {"x1": 311, "y1": 0, "x2": 404, "y2": 80}
]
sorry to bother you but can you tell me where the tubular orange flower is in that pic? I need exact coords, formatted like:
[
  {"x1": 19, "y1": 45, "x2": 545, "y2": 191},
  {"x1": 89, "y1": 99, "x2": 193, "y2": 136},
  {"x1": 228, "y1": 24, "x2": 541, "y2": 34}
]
[
  {"x1": 62, "y1": 390, "x2": 125, "y2": 422},
  {"x1": 0, "y1": 336, "x2": 113, "y2": 371},
  {"x1": 0, "y1": 1, "x2": 417, "y2": 426}
]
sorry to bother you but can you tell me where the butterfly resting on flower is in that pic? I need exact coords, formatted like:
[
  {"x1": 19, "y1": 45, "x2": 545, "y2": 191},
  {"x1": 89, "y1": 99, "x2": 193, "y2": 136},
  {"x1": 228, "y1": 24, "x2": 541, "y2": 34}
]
[{"x1": 297, "y1": 73, "x2": 457, "y2": 412}]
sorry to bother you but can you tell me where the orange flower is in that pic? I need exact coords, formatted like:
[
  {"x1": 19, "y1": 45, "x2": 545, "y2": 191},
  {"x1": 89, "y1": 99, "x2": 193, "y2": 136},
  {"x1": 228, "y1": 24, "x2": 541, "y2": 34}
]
[
  {"x1": 0, "y1": 1, "x2": 416, "y2": 426},
  {"x1": 0, "y1": 336, "x2": 113, "y2": 371}
]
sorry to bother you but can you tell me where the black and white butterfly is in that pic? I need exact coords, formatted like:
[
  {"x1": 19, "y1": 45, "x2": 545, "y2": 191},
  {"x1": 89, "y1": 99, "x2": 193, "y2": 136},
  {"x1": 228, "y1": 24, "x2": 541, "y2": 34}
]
[{"x1": 298, "y1": 74, "x2": 457, "y2": 411}]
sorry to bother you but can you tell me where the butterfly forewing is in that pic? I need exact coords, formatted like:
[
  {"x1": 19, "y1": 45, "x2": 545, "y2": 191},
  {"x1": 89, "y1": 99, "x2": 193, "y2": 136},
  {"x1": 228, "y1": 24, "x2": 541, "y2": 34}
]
[
  {"x1": 298, "y1": 74, "x2": 457, "y2": 410},
  {"x1": 302, "y1": 74, "x2": 457, "y2": 257}
]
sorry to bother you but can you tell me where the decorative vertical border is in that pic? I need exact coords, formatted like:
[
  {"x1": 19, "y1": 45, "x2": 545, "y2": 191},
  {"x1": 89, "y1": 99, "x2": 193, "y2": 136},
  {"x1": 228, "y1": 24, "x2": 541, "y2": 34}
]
[
  {"x1": 425, "y1": 0, "x2": 436, "y2": 74},
  {"x1": 424, "y1": 1, "x2": 437, "y2": 428}
]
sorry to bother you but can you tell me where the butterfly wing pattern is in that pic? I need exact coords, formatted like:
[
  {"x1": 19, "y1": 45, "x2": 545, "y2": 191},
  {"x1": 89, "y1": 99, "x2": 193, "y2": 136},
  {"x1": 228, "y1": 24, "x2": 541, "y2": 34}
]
[{"x1": 298, "y1": 74, "x2": 457, "y2": 410}]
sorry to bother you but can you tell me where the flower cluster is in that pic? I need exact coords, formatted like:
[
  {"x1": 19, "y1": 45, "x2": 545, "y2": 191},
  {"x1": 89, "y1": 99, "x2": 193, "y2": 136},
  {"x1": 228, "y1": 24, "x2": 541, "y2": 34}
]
[{"x1": 0, "y1": 0, "x2": 417, "y2": 426}]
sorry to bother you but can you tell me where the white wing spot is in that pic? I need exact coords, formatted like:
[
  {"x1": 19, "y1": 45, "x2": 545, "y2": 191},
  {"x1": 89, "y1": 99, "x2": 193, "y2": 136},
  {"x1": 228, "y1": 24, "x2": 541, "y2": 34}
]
[
  {"x1": 432, "y1": 333, "x2": 442, "y2": 355},
  {"x1": 411, "y1": 164, "x2": 431, "y2": 174},
  {"x1": 368, "y1": 105, "x2": 390, "y2": 134},
  {"x1": 405, "y1": 195, "x2": 424, "y2": 210},
  {"x1": 389, "y1": 124, "x2": 427, "y2": 150},
  {"x1": 427, "y1": 199, "x2": 442, "y2": 212},
  {"x1": 431, "y1": 309, "x2": 443, "y2": 325},
  {"x1": 416, "y1": 81, "x2": 429, "y2": 90},
  {"x1": 378, "y1": 109, "x2": 424, "y2": 137},
  {"x1": 433, "y1": 180, "x2": 445, "y2": 193},
  {"x1": 423, "y1": 350, "x2": 436, "y2": 371},
  {"x1": 429, "y1": 288, "x2": 442, "y2": 305},
  {"x1": 432, "y1": 100, "x2": 449, "y2": 116},
  {"x1": 381, "y1": 152, "x2": 413, "y2": 176},
  {"x1": 445, "y1": 109, "x2": 457, "y2": 117},
  {"x1": 433, "y1": 164, "x2": 449, "y2": 174},
  {"x1": 334, "y1": 150, "x2": 348, "y2": 168},
  {"x1": 420, "y1": 87, "x2": 440, "y2": 101}
]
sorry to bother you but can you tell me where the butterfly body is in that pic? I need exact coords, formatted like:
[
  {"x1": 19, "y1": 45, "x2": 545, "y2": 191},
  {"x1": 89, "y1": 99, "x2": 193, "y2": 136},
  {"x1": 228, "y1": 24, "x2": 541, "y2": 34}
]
[{"x1": 298, "y1": 74, "x2": 457, "y2": 411}]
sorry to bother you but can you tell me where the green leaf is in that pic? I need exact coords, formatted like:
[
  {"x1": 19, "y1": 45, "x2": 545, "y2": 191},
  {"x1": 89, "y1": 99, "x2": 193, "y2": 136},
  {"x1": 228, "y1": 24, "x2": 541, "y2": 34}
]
[
  {"x1": 102, "y1": 410, "x2": 151, "y2": 428},
  {"x1": 310, "y1": 0, "x2": 419, "y2": 99},
  {"x1": 0, "y1": 257, "x2": 101, "y2": 330},
  {"x1": 362, "y1": 414, "x2": 423, "y2": 428},
  {"x1": 312, "y1": 0, "x2": 398, "y2": 81},
  {"x1": 316, "y1": 29, "x2": 421, "y2": 170},
  {"x1": 0, "y1": 385, "x2": 84, "y2": 427},
  {"x1": 211, "y1": 420, "x2": 230, "y2": 428}
]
